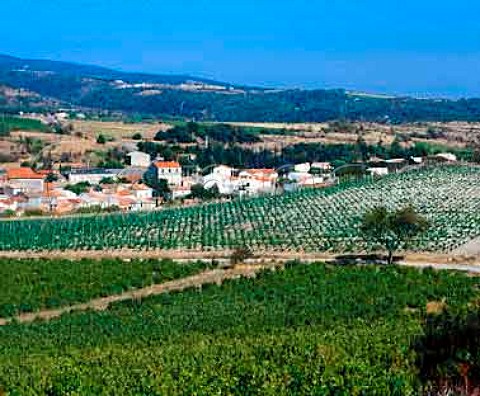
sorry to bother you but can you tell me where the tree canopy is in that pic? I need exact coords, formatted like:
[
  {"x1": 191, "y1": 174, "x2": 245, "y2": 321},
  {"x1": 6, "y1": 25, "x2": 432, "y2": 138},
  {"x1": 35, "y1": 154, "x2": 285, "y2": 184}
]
[{"x1": 360, "y1": 205, "x2": 429, "y2": 264}]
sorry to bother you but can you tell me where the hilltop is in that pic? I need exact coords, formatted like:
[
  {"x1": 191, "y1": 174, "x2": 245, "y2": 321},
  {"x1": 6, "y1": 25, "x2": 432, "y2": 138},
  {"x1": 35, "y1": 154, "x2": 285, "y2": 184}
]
[{"x1": 2, "y1": 54, "x2": 480, "y2": 123}]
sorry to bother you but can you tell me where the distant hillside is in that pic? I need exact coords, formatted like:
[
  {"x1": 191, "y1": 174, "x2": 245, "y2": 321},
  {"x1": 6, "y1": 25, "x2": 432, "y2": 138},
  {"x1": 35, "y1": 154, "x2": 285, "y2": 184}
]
[{"x1": 1, "y1": 54, "x2": 480, "y2": 123}]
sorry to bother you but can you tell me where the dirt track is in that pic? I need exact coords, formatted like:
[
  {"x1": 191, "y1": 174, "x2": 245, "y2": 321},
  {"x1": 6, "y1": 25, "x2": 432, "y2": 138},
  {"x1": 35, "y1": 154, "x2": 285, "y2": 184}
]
[
  {"x1": 1, "y1": 249, "x2": 480, "y2": 326},
  {"x1": 0, "y1": 248, "x2": 478, "y2": 265},
  {"x1": 0, "y1": 264, "x2": 270, "y2": 326}
]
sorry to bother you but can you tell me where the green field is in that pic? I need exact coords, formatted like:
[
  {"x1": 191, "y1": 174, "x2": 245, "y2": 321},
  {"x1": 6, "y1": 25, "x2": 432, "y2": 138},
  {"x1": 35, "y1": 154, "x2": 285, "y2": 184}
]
[
  {"x1": 0, "y1": 258, "x2": 210, "y2": 318},
  {"x1": 0, "y1": 115, "x2": 48, "y2": 136},
  {"x1": 0, "y1": 262, "x2": 478, "y2": 394},
  {"x1": 1, "y1": 165, "x2": 480, "y2": 253}
]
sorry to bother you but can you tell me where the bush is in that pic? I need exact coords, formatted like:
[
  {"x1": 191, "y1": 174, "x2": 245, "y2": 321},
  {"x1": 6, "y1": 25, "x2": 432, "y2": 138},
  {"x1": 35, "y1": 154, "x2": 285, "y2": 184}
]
[
  {"x1": 230, "y1": 246, "x2": 253, "y2": 265},
  {"x1": 96, "y1": 134, "x2": 107, "y2": 144},
  {"x1": 23, "y1": 209, "x2": 44, "y2": 217}
]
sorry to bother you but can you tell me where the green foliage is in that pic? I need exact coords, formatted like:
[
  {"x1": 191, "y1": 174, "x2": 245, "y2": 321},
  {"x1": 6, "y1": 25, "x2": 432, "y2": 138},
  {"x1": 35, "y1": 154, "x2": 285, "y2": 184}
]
[
  {"x1": 99, "y1": 176, "x2": 115, "y2": 184},
  {"x1": 416, "y1": 308, "x2": 480, "y2": 393},
  {"x1": 131, "y1": 132, "x2": 143, "y2": 140},
  {"x1": 156, "y1": 122, "x2": 261, "y2": 144},
  {"x1": 0, "y1": 263, "x2": 479, "y2": 393},
  {"x1": 230, "y1": 246, "x2": 253, "y2": 265},
  {"x1": 96, "y1": 134, "x2": 107, "y2": 144},
  {"x1": 3, "y1": 56, "x2": 480, "y2": 122},
  {"x1": 64, "y1": 181, "x2": 90, "y2": 195},
  {"x1": 0, "y1": 258, "x2": 209, "y2": 318},
  {"x1": 189, "y1": 183, "x2": 221, "y2": 200},
  {"x1": 73, "y1": 205, "x2": 121, "y2": 214},
  {"x1": 361, "y1": 205, "x2": 429, "y2": 263},
  {"x1": 23, "y1": 209, "x2": 44, "y2": 217},
  {"x1": 0, "y1": 114, "x2": 48, "y2": 136},
  {"x1": 143, "y1": 173, "x2": 171, "y2": 199},
  {"x1": 45, "y1": 172, "x2": 58, "y2": 183},
  {"x1": 0, "y1": 166, "x2": 477, "y2": 253},
  {"x1": 0, "y1": 209, "x2": 15, "y2": 218}
]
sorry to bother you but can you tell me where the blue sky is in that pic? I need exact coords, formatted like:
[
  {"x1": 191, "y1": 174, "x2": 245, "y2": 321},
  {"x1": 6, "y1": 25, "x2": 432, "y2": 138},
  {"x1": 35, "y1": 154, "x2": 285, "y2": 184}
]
[{"x1": 1, "y1": 0, "x2": 480, "y2": 97}]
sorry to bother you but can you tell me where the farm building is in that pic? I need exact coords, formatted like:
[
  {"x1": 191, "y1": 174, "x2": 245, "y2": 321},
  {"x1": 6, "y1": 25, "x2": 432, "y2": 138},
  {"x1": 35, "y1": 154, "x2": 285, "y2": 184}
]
[
  {"x1": 126, "y1": 151, "x2": 151, "y2": 168},
  {"x1": 238, "y1": 169, "x2": 278, "y2": 196},
  {"x1": 311, "y1": 162, "x2": 333, "y2": 173},
  {"x1": 367, "y1": 167, "x2": 389, "y2": 177},
  {"x1": 6, "y1": 168, "x2": 45, "y2": 194},
  {"x1": 68, "y1": 168, "x2": 122, "y2": 185},
  {"x1": 150, "y1": 161, "x2": 182, "y2": 187}
]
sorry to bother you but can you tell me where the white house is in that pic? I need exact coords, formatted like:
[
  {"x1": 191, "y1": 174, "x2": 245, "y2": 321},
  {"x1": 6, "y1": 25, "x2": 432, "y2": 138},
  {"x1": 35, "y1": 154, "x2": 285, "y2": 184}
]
[
  {"x1": 202, "y1": 165, "x2": 238, "y2": 195},
  {"x1": 238, "y1": 169, "x2": 278, "y2": 196},
  {"x1": 283, "y1": 169, "x2": 329, "y2": 192},
  {"x1": 151, "y1": 161, "x2": 182, "y2": 187},
  {"x1": 311, "y1": 162, "x2": 333, "y2": 173},
  {"x1": 131, "y1": 183, "x2": 154, "y2": 199},
  {"x1": 68, "y1": 169, "x2": 122, "y2": 185},
  {"x1": 127, "y1": 151, "x2": 151, "y2": 168},
  {"x1": 212, "y1": 165, "x2": 235, "y2": 178},
  {"x1": 294, "y1": 163, "x2": 311, "y2": 173},
  {"x1": 435, "y1": 153, "x2": 457, "y2": 163},
  {"x1": 367, "y1": 167, "x2": 389, "y2": 177},
  {"x1": 6, "y1": 168, "x2": 45, "y2": 194}
]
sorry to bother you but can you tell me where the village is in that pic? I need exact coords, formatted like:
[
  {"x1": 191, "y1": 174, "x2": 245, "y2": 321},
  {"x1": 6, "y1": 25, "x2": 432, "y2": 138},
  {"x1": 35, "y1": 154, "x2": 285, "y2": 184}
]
[{"x1": 0, "y1": 146, "x2": 458, "y2": 217}]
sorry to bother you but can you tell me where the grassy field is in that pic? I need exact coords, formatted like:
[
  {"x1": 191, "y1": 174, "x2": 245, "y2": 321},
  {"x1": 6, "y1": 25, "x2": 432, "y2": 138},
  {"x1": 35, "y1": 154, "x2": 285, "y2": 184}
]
[
  {"x1": 70, "y1": 119, "x2": 170, "y2": 140},
  {"x1": 0, "y1": 258, "x2": 210, "y2": 318},
  {"x1": 0, "y1": 115, "x2": 48, "y2": 135},
  {"x1": 1, "y1": 165, "x2": 480, "y2": 253},
  {"x1": 0, "y1": 262, "x2": 478, "y2": 394}
]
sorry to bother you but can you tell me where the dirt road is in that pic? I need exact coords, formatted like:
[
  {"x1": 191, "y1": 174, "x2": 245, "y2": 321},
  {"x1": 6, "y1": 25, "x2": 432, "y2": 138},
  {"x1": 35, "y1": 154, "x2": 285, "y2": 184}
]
[{"x1": 0, "y1": 264, "x2": 271, "y2": 326}]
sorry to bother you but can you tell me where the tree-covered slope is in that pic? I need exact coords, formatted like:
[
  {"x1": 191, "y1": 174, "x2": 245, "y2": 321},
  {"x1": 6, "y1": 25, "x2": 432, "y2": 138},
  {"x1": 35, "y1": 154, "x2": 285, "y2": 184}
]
[{"x1": 2, "y1": 54, "x2": 480, "y2": 122}]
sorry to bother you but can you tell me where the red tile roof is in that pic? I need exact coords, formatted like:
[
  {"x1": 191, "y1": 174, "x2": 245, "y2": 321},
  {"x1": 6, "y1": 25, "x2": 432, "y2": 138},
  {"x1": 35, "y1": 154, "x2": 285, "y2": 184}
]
[
  {"x1": 153, "y1": 161, "x2": 181, "y2": 169},
  {"x1": 246, "y1": 168, "x2": 277, "y2": 174},
  {"x1": 6, "y1": 168, "x2": 44, "y2": 180}
]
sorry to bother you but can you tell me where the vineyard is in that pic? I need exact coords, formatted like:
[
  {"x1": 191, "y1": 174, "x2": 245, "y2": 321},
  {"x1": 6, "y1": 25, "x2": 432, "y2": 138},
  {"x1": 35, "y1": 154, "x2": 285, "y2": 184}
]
[
  {"x1": 0, "y1": 258, "x2": 210, "y2": 318},
  {"x1": 1, "y1": 165, "x2": 480, "y2": 253},
  {"x1": 0, "y1": 262, "x2": 479, "y2": 394}
]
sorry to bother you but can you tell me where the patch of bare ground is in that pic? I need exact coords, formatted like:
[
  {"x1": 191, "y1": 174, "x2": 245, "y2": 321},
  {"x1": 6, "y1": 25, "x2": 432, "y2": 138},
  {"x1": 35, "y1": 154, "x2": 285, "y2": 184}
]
[
  {"x1": 0, "y1": 249, "x2": 479, "y2": 266},
  {"x1": 453, "y1": 237, "x2": 480, "y2": 256},
  {"x1": 231, "y1": 121, "x2": 477, "y2": 149},
  {"x1": 70, "y1": 120, "x2": 171, "y2": 140},
  {"x1": 426, "y1": 300, "x2": 447, "y2": 315}
]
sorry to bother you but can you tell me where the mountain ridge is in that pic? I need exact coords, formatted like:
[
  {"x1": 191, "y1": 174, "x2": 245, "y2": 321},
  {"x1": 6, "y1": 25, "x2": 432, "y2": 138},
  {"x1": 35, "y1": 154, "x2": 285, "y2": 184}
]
[{"x1": 1, "y1": 54, "x2": 480, "y2": 123}]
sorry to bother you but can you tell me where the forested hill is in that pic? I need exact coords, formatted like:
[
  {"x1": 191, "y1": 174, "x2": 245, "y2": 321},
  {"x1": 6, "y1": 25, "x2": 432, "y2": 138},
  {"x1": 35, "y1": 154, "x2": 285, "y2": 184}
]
[{"x1": 1, "y1": 54, "x2": 480, "y2": 123}]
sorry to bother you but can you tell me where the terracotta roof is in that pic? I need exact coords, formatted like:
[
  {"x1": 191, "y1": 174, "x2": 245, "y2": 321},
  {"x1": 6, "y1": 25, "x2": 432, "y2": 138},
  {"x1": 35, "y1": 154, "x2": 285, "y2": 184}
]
[
  {"x1": 37, "y1": 170, "x2": 59, "y2": 176},
  {"x1": 246, "y1": 168, "x2": 277, "y2": 175},
  {"x1": 153, "y1": 161, "x2": 181, "y2": 169},
  {"x1": 131, "y1": 183, "x2": 151, "y2": 191},
  {"x1": 7, "y1": 168, "x2": 44, "y2": 180}
]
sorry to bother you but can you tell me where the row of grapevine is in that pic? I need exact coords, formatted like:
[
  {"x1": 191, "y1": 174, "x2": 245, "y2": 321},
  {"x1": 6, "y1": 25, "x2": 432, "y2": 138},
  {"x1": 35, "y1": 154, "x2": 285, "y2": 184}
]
[
  {"x1": 1, "y1": 165, "x2": 479, "y2": 252},
  {"x1": 0, "y1": 263, "x2": 478, "y2": 394},
  {"x1": 0, "y1": 258, "x2": 210, "y2": 318}
]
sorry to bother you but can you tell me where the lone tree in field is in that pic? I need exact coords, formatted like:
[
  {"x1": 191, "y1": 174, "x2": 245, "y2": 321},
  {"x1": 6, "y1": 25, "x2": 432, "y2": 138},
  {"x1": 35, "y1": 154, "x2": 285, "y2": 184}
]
[{"x1": 360, "y1": 205, "x2": 429, "y2": 264}]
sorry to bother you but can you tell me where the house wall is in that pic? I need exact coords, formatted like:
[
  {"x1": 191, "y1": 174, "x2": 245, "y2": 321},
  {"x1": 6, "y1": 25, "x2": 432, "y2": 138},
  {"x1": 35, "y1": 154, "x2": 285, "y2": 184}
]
[
  {"x1": 128, "y1": 152, "x2": 151, "y2": 168},
  {"x1": 69, "y1": 173, "x2": 115, "y2": 185},
  {"x1": 7, "y1": 179, "x2": 44, "y2": 194},
  {"x1": 156, "y1": 167, "x2": 182, "y2": 187}
]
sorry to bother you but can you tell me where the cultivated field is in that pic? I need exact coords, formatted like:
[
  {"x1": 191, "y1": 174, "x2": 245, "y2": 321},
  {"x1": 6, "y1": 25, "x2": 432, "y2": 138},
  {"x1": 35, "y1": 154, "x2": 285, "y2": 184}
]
[
  {"x1": 1, "y1": 165, "x2": 479, "y2": 253},
  {"x1": 0, "y1": 262, "x2": 478, "y2": 394},
  {"x1": 0, "y1": 258, "x2": 210, "y2": 318}
]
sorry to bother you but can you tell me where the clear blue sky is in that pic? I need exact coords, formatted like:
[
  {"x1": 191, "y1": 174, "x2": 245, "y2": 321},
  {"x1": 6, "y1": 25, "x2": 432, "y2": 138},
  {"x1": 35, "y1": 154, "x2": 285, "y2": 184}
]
[{"x1": 1, "y1": 0, "x2": 480, "y2": 97}]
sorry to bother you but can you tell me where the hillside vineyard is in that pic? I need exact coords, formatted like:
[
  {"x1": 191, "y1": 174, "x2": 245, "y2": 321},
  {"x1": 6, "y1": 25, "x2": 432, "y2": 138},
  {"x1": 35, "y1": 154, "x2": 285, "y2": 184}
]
[{"x1": 1, "y1": 165, "x2": 480, "y2": 253}]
